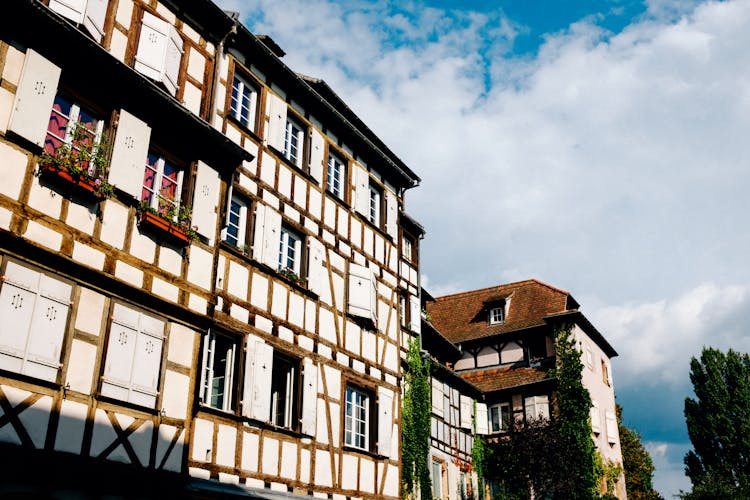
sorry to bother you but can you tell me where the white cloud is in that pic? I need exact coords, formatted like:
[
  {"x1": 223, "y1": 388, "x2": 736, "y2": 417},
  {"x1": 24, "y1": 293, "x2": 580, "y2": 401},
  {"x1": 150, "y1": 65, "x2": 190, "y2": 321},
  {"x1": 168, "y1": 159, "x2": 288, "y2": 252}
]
[{"x1": 646, "y1": 441, "x2": 693, "y2": 497}]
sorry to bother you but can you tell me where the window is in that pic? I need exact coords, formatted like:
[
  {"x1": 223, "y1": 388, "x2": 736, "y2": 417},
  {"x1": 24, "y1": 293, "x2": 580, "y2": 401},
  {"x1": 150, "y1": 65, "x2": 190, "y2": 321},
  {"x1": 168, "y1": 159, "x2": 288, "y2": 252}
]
[
  {"x1": 230, "y1": 72, "x2": 259, "y2": 131},
  {"x1": 344, "y1": 384, "x2": 371, "y2": 450},
  {"x1": 101, "y1": 303, "x2": 165, "y2": 408},
  {"x1": 524, "y1": 395, "x2": 550, "y2": 423},
  {"x1": 601, "y1": 359, "x2": 611, "y2": 386},
  {"x1": 224, "y1": 195, "x2": 249, "y2": 248},
  {"x1": 402, "y1": 234, "x2": 415, "y2": 262},
  {"x1": 489, "y1": 306, "x2": 504, "y2": 324},
  {"x1": 0, "y1": 261, "x2": 72, "y2": 383},
  {"x1": 399, "y1": 293, "x2": 407, "y2": 327},
  {"x1": 45, "y1": 94, "x2": 104, "y2": 172},
  {"x1": 490, "y1": 402, "x2": 511, "y2": 433},
  {"x1": 142, "y1": 151, "x2": 183, "y2": 218},
  {"x1": 271, "y1": 352, "x2": 298, "y2": 429},
  {"x1": 283, "y1": 114, "x2": 306, "y2": 167},
  {"x1": 326, "y1": 151, "x2": 346, "y2": 199},
  {"x1": 278, "y1": 224, "x2": 303, "y2": 275},
  {"x1": 199, "y1": 331, "x2": 237, "y2": 412},
  {"x1": 368, "y1": 182, "x2": 382, "y2": 227},
  {"x1": 431, "y1": 459, "x2": 443, "y2": 499}
]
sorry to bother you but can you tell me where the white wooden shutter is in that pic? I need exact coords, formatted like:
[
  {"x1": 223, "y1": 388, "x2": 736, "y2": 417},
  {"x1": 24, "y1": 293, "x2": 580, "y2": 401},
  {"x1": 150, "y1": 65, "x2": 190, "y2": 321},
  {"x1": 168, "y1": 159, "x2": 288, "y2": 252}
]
[
  {"x1": 409, "y1": 295, "x2": 421, "y2": 334},
  {"x1": 108, "y1": 109, "x2": 151, "y2": 199},
  {"x1": 308, "y1": 129, "x2": 325, "y2": 185},
  {"x1": 83, "y1": 0, "x2": 109, "y2": 42},
  {"x1": 306, "y1": 237, "x2": 326, "y2": 296},
  {"x1": 134, "y1": 11, "x2": 169, "y2": 82},
  {"x1": 0, "y1": 263, "x2": 40, "y2": 374},
  {"x1": 605, "y1": 410, "x2": 617, "y2": 444},
  {"x1": 300, "y1": 357, "x2": 318, "y2": 436},
  {"x1": 378, "y1": 387, "x2": 394, "y2": 458},
  {"x1": 163, "y1": 27, "x2": 183, "y2": 96},
  {"x1": 250, "y1": 341, "x2": 273, "y2": 421},
  {"x1": 348, "y1": 263, "x2": 372, "y2": 319},
  {"x1": 129, "y1": 312, "x2": 164, "y2": 408},
  {"x1": 368, "y1": 268, "x2": 377, "y2": 326},
  {"x1": 48, "y1": 0, "x2": 86, "y2": 24},
  {"x1": 25, "y1": 274, "x2": 71, "y2": 382},
  {"x1": 460, "y1": 395, "x2": 473, "y2": 429},
  {"x1": 191, "y1": 161, "x2": 221, "y2": 243},
  {"x1": 590, "y1": 400, "x2": 601, "y2": 433},
  {"x1": 476, "y1": 403, "x2": 489, "y2": 435},
  {"x1": 241, "y1": 334, "x2": 260, "y2": 418},
  {"x1": 384, "y1": 189, "x2": 398, "y2": 240},
  {"x1": 8, "y1": 49, "x2": 61, "y2": 147},
  {"x1": 252, "y1": 204, "x2": 281, "y2": 269},
  {"x1": 431, "y1": 377, "x2": 443, "y2": 417},
  {"x1": 101, "y1": 304, "x2": 139, "y2": 402},
  {"x1": 352, "y1": 162, "x2": 369, "y2": 217},
  {"x1": 265, "y1": 93, "x2": 287, "y2": 151}
]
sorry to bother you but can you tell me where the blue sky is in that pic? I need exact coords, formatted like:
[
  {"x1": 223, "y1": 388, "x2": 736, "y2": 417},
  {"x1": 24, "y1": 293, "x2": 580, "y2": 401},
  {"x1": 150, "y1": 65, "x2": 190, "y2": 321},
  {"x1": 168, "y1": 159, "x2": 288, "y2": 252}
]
[{"x1": 217, "y1": 0, "x2": 750, "y2": 496}]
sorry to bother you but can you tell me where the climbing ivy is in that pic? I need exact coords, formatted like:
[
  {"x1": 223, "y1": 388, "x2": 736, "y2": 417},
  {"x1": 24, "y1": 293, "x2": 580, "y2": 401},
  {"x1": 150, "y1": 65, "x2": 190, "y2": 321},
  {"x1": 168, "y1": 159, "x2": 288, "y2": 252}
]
[
  {"x1": 402, "y1": 337, "x2": 432, "y2": 500},
  {"x1": 551, "y1": 324, "x2": 603, "y2": 499}
]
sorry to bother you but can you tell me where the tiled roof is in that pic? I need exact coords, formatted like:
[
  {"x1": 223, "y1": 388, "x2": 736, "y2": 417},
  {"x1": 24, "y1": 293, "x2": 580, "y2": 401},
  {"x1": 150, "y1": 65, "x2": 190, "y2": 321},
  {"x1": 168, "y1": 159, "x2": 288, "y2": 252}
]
[
  {"x1": 459, "y1": 366, "x2": 553, "y2": 393},
  {"x1": 427, "y1": 279, "x2": 574, "y2": 344}
]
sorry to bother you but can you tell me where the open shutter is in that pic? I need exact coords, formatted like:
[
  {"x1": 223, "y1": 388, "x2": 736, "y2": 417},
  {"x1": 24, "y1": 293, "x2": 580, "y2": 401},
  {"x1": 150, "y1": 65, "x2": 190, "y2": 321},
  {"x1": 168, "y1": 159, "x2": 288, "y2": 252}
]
[
  {"x1": 252, "y1": 204, "x2": 281, "y2": 270},
  {"x1": 369, "y1": 267, "x2": 377, "y2": 327},
  {"x1": 48, "y1": 0, "x2": 86, "y2": 24},
  {"x1": 308, "y1": 129, "x2": 325, "y2": 186},
  {"x1": 83, "y1": 0, "x2": 108, "y2": 42},
  {"x1": 431, "y1": 377, "x2": 443, "y2": 417},
  {"x1": 250, "y1": 341, "x2": 273, "y2": 421},
  {"x1": 8, "y1": 49, "x2": 61, "y2": 147},
  {"x1": 605, "y1": 410, "x2": 617, "y2": 444},
  {"x1": 129, "y1": 312, "x2": 164, "y2": 408},
  {"x1": 0, "y1": 263, "x2": 40, "y2": 374},
  {"x1": 348, "y1": 263, "x2": 372, "y2": 319},
  {"x1": 134, "y1": 11, "x2": 169, "y2": 82},
  {"x1": 476, "y1": 403, "x2": 489, "y2": 435},
  {"x1": 108, "y1": 109, "x2": 151, "y2": 199},
  {"x1": 25, "y1": 274, "x2": 71, "y2": 382},
  {"x1": 384, "y1": 190, "x2": 398, "y2": 240},
  {"x1": 306, "y1": 237, "x2": 326, "y2": 296},
  {"x1": 191, "y1": 161, "x2": 221, "y2": 243},
  {"x1": 409, "y1": 295, "x2": 421, "y2": 334},
  {"x1": 300, "y1": 357, "x2": 318, "y2": 436},
  {"x1": 460, "y1": 395, "x2": 473, "y2": 429},
  {"x1": 352, "y1": 162, "x2": 369, "y2": 217},
  {"x1": 163, "y1": 27, "x2": 183, "y2": 96},
  {"x1": 378, "y1": 387, "x2": 394, "y2": 458},
  {"x1": 591, "y1": 400, "x2": 601, "y2": 433},
  {"x1": 265, "y1": 93, "x2": 287, "y2": 151},
  {"x1": 241, "y1": 334, "x2": 260, "y2": 418},
  {"x1": 101, "y1": 304, "x2": 139, "y2": 402}
]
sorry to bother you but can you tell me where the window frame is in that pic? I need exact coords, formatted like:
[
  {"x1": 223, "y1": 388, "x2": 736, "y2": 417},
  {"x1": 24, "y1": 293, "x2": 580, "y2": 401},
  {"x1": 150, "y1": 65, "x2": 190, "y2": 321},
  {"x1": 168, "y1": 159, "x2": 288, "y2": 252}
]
[
  {"x1": 141, "y1": 149, "x2": 185, "y2": 220},
  {"x1": 524, "y1": 395, "x2": 550, "y2": 424},
  {"x1": 489, "y1": 306, "x2": 504, "y2": 325},
  {"x1": 368, "y1": 181, "x2": 383, "y2": 228},
  {"x1": 489, "y1": 402, "x2": 511, "y2": 433},
  {"x1": 228, "y1": 66, "x2": 261, "y2": 133},
  {"x1": 344, "y1": 383, "x2": 374, "y2": 451},
  {"x1": 326, "y1": 149, "x2": 347, "y2": 201},
  {"x1": 45, "y1": 93, "x2": 106, "y2": 175},
  {"x1": 270, "y1": 351, "x2": 300, "y2": 430},
  {"x1": 224, "y1": 193, "x2": 251, "y2": 250},
  {"x1": 278, "y1": 223, "x2": 304, "y2": 276},
  {"x1": 199, "y1": 330, "x2": 238, "y2": 413},
  {"x1": 282, "y1": 111, "x2": 308, "y2": 169}
]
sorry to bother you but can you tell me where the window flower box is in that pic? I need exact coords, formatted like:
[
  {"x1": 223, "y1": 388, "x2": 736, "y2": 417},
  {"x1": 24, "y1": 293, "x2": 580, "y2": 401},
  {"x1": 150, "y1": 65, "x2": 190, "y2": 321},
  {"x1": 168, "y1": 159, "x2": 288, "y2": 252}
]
[
  {"x1": 137, "y1": 201, "x2": 198, "y2": 246},
  {"x1": 38, "y1": 161, "x2": 108, "y2": 200}
]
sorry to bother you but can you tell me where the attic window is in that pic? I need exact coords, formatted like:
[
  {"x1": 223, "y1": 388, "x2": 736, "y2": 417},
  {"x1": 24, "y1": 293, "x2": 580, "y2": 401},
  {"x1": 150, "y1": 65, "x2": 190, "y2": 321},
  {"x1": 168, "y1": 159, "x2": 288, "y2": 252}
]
[{"x1": 489, "y1": 306, "x2": 504, "y2": 324}]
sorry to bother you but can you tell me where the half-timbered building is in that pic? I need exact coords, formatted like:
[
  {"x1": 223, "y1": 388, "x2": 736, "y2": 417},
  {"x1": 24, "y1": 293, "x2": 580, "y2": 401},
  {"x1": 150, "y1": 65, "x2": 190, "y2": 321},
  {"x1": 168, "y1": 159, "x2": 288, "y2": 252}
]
[{"x1": 0, "y1": 0, "x2": 421, "y2": 498}]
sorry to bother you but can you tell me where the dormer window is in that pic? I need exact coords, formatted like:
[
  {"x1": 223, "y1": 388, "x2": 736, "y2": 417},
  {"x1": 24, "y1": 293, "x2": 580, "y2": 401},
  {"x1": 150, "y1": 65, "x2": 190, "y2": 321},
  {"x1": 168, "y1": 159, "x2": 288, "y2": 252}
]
[{"x1": 489, "y1": 306, "x2": 504, "y2": 324}]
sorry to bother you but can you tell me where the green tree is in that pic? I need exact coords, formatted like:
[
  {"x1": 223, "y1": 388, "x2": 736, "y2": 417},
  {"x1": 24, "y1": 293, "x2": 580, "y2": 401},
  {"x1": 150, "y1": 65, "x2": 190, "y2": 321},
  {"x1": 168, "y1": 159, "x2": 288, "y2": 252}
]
[
  {"x1": 617, "y1": 405, "x2": 663, "y2": 500},
  {"x1": 682, "y1": 347, "x2": 750, "y2": 499},
  {"x1": 402, "y1": 338, "x2": 432, "y2": 500}
]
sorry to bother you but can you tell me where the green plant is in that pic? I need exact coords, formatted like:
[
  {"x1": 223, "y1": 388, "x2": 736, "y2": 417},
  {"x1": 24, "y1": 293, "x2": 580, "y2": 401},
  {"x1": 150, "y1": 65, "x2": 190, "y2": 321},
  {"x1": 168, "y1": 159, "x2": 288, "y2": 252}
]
[
  {"x1": 39, "y1": 121, "x2": 114, "y2": 198},
  {"x1": 402, "y1": 337, "x2": 431, "y2": 500},
  {"x1": 278, "y1": 266, "x2": 304, "y2": 285}
]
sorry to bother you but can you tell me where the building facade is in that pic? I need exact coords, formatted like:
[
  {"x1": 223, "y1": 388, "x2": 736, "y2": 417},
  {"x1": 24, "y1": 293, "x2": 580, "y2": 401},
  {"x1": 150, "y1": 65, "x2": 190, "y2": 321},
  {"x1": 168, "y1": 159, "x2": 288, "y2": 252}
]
[
  {"x1": 421, "y1": 280, "x2": 627, "y2": 499},
  {"x1": 0, "y1": 0, "x2": 421, "y2": 498}
]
